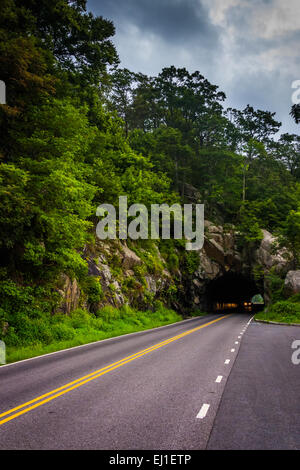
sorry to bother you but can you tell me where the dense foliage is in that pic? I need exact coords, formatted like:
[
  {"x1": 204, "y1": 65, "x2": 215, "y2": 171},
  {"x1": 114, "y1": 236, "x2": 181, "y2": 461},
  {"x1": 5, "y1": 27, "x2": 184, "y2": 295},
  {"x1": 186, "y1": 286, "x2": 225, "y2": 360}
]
[{"x1": 0, "y1": 1, "x2": 299, "y2": 351}]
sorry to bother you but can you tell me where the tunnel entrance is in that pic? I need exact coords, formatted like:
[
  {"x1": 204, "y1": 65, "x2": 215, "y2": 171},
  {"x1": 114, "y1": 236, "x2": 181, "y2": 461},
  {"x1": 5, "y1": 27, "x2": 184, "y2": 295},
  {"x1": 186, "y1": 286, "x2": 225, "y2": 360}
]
[{"x1": 205, "y1": 272, "x2": 264, "y2": 313}]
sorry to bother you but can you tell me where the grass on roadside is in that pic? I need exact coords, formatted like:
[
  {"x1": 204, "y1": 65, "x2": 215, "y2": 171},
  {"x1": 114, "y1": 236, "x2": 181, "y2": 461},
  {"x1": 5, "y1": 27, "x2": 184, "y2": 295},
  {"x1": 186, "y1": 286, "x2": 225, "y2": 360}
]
[
  {"x1": 255, "y1": 296, "x2": 300, "y2": 324},
  {"x1": 4, "y1": 305, "x2": 183, "y2": 364},
  {"x1": 189, "y1": 308, "x2": 209, "y2": 317}
]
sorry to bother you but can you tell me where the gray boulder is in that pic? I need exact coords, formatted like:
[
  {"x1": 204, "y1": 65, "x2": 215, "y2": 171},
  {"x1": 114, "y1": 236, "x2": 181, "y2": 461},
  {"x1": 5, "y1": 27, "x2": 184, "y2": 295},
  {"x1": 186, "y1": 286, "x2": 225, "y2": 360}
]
[
  {"x1": 284, "y1": 270, "x2": 300, "y2": 297},
  {"x1": 122, "y1": 246, "x2": 142, "y2": 270}
]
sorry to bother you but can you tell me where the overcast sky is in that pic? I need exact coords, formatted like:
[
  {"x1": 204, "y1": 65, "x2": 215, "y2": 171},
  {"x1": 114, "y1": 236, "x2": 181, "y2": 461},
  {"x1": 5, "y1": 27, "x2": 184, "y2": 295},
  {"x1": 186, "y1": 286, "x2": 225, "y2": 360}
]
[{"x1": 87, "y1": 0, "x2": 300, "y2": 136}]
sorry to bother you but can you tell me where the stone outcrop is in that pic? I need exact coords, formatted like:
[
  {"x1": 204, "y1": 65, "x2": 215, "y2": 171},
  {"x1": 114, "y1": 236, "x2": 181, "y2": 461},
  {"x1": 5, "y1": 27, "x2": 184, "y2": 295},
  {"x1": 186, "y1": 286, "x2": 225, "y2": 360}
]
[
  {"x1": 254, "y1": 230, "x2": 288, "y2": 272},
  {"x1": 183, "y1": 183, "x2": 201, "y2": 202},
  {"x1": 121, "y1": 245, "x2": 142, "y2": 270},
  {"x1": 55, "y1": 220, "x2": 293, "y2": 315},
  {"x1": 98, "y1": 263, "x2": 112, "y2": 284},
  {"x1": 284, "y1": 271, "x2": 300, "y2": 297},
  {"x1": 56, "y1": 274, "x2": 81, "y2": 314},
  {"x1": 189, "y1": 224, "x2": 292, "y2": 309}
]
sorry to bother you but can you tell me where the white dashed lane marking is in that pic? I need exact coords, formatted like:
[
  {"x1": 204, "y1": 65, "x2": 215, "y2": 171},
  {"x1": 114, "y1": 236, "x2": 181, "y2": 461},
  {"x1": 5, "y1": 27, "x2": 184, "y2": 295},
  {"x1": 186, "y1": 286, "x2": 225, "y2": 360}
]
[
  {"x1": 195, "y1": 316, "x2": 254, "y2": 421},
  {"x1": 196, "y1": 404, "x2": 210, "y2": 419}
]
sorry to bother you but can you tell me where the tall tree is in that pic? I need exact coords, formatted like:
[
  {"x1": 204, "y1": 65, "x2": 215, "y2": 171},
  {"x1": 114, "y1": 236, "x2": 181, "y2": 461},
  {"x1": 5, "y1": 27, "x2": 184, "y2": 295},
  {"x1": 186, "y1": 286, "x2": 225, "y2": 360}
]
[
  {"x1": 226, "y1": 105, "x2": 282, "y2": 202},
  {"x1": 226, "y1": 105, "x2": 281, "y2": 160},
  {"x1": 271, "y1": 133, "x2": 300, "y2": 179},
  {"x1": 0, "y1": 0, "x2": 119, "y2": 159}
]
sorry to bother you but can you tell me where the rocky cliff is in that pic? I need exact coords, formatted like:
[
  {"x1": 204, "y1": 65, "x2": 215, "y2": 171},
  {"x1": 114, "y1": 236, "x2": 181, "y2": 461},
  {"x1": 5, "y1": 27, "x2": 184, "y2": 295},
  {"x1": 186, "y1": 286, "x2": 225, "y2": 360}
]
[{"x1": 55, "y1": 222, "x2": 298, "y2": 315}]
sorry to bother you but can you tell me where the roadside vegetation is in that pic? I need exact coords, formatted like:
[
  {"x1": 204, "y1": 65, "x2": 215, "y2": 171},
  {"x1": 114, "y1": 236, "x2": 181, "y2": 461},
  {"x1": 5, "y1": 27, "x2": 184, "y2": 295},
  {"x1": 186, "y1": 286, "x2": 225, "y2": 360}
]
[
  {"x1": 255, "y1": 295, "x2": 300, "y2": 324},
  {"x1": 5, "y1": 305, "x2": 182, "y2": 364},
  {"x1": 0, "y1": 1, "x2": 299, "y2": 358},
  {"x1": 255, "y1": 272, "x2": 300, "y2": 324}
]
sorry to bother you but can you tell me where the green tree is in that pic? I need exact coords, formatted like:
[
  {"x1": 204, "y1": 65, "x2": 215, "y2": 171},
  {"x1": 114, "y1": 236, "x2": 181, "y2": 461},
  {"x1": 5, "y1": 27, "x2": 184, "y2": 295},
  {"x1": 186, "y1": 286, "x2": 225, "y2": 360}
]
[
  {"x1": 280, "y1": 210, "x2": 300, "y2": 269},
  {"x1": 226, "y1": 105, "x2": 281, "y2": 156},
  {"x1": 0, "y1": 99, "x2": 96, "y2": 282},
  {"x1": 271, "y1": 133, "x2": 300, "y2": 179}
]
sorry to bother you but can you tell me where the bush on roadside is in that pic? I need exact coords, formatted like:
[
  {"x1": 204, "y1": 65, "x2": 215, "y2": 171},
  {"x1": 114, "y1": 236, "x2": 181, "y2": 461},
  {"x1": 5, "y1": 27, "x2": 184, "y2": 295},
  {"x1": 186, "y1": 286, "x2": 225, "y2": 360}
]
[
  {"x1": 51, "y1": 323, "x2": 76, "y2": 341},
  {"x1": 269, "y1": 301, "x2": 300, "y2": 318},
  {"x1": 256, "y1": 299, "x2": 300, "y2": 323},
  {"x1": 3, "y1": 299, "x2": 182, "y2": 364}
]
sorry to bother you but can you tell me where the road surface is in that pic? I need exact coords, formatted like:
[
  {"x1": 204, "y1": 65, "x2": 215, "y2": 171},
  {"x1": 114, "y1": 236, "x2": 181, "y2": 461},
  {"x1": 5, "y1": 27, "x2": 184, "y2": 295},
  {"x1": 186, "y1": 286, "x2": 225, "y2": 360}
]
[
  {"x1": 0, "y1": 313, "x2": 299, "y2": 450},
  {"x1": 207, "y1": 320, "x2": 300, "y2": 450}
]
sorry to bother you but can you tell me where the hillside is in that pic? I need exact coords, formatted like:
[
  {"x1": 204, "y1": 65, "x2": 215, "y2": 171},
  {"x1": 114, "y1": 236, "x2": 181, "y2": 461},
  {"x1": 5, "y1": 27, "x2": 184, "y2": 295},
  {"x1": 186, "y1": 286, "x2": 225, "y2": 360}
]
[{"x1": 0, "y1": 0, "x2": 299, "y2": 362}]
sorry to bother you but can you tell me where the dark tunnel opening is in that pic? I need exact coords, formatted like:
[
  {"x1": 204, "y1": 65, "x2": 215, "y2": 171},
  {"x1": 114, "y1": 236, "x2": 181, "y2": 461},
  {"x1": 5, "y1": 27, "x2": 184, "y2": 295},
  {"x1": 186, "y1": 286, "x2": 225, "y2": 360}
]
[{"x1": 205, "y1": 272, "x2": 264, "y2": 313}]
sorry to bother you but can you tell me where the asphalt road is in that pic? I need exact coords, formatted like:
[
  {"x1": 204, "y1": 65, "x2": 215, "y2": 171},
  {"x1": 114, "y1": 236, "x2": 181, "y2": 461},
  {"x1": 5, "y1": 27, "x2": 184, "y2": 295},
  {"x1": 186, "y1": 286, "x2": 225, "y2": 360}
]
[
  {"x1": 0, "y1": 313, "x2": 298, "y2": 450},
  {"x1": 0, "y1": 312, "x2": 251, "y2": 449},
  {"x1": 207, "y1": 320, "x2": 300, "y2": 450}
]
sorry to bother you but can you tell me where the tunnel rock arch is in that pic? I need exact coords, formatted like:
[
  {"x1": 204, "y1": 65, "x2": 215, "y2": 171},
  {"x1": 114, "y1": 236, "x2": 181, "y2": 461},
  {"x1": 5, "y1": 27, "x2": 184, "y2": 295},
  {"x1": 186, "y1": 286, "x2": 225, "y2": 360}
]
[{"x1": 188, "y1": 222, "x2": 270, "y2": 312}]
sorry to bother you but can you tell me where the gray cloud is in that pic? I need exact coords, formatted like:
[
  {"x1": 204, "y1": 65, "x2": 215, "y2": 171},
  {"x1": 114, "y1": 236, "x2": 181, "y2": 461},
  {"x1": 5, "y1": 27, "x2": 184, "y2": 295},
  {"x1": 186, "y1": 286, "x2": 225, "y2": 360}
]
[
  {"x1": 87, "y1": 0, "x2": 300, "y2": 135},
  {"x1": 89, "y1": 0, "x2": 219, "y2": 45},
  {"x1": 215, "y1": 0, "x2": 300, "y2": 134}
]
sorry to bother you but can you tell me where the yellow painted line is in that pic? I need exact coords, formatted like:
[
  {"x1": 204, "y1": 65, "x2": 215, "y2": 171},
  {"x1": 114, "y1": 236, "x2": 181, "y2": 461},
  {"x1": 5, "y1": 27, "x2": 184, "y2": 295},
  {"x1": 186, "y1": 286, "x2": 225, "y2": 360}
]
[
  {"x1": 0, "y1": 315, "x2": 228, "y2": 426},
  {"x1": 0, "y1": 315, "x2": 227, "y2": 420}
]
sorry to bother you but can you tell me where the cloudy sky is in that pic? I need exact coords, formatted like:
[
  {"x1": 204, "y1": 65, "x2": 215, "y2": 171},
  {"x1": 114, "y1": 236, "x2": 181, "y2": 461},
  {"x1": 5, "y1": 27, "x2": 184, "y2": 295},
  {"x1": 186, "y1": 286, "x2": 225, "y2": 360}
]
[{"x1": 87, "y1": 0, "x2": 300, "y2": 136}]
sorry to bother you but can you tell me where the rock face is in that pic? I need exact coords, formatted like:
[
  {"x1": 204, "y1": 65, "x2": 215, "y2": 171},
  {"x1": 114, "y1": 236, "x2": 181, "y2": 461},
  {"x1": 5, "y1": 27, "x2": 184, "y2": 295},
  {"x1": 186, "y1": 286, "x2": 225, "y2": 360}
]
[
  {"x1": 189, "y1": 223, "x2": 292, "y2": 309},
  {"x1": 252, "y1": 229, "x2": 292, "y2": 304},
  {"x1": 87, "y1": 259, "x2": 102, "y2": 276},
  {"x1": 55, "y1": 221, "x2": 292, "y2": 315},
  {"x1": 121, "y1": 246, "x2": 142, "y2": 270},
  {"x1": 55, "y1": 239, "x2": 173, "y2": 314},
  {"x1": 284, "y1": 271, "x2": 300, "y2": 297},
  {"x1": 56, "y1": 274, "x2": 81, "y2": 314},
  {"x1": 254, "y1": 230, "x2": 288, "y2": 272}
]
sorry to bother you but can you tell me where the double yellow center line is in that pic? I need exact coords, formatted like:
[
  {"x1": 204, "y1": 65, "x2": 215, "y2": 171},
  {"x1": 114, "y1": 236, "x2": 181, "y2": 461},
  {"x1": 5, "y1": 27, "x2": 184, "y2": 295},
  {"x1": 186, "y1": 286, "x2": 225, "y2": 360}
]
[{"x1": 0, "y1": 315, "x2": 228, "y2": 426}]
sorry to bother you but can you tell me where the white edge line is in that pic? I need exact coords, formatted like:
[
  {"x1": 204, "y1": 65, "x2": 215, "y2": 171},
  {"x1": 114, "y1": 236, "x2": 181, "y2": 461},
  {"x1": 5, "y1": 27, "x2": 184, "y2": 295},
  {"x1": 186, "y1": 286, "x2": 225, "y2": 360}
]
[
  {"x1": 196, "y1": 403, "x2": 210, "y2": 419},
  {"x1": 0, "y1": 314, "x2": 220, "y2": 369}
]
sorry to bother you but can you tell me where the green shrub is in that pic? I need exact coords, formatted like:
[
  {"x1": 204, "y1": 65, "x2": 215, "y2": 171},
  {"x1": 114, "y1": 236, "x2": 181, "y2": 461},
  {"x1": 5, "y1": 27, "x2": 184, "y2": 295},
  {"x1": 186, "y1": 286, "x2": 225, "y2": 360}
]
[
  {"x1": 190, "y1": 309, "x2": 207, "y2": 317},
  {"x1": 252, "y1": 264, "x2": 264, "y2": 282},
  {"x1": 289, "y1": 293, "x2": 300, "y2": 303},
  {"x1": 96, "y1": 305, "x2": 121, "y2": 322},
  {"x1": 119, "y1": 304, "x2": 136, "y2": 317},
  {"x1": 122, "y1": 276, "x2": 137, "y2": 290},
  {"x1": 185, "y1": 251, "x2": 200, "y2": 274},
  {"x1": 16, "y1": 317, "x2": 54, "y2": 346},
  {"x1": 153, "y1": 300, "x2": 164, "y2": 311},
  {"x1": 52, "y1": 324, "x2": 76, "y2": 341},
  {"x1": 90, "y1": 317, "x2": 104, "y2": 330},
  {"x1": 69, "y1": 309, "x2": 92, "y2": 329},
  {"x1": 83, "y1": 277, "x2": 103, "y2": 304},
  {"x1": 167, "y1": 283, "x2": 177, "y2": 297},
  {"x1": 167, "y1": 253, "x2": 179, "y2": 272},
  {"x1": 4, "y1": 327, "x2": 20, "y2": 347},
  {"x1": 133, "y1": 265, "x2": 148, "y2": 286},
  {"x1": 4, "y1": 301, "x2": 183, "y2": 363},
  {"x1": 270, "y1": 301, "x2": 300, "y2": 318},
  {"x1": 265, "y1": 269, "x2": 285, "y2": 302},
  {"x1": 256, "y1": 299, "x2": 300, "y2": 323}
]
